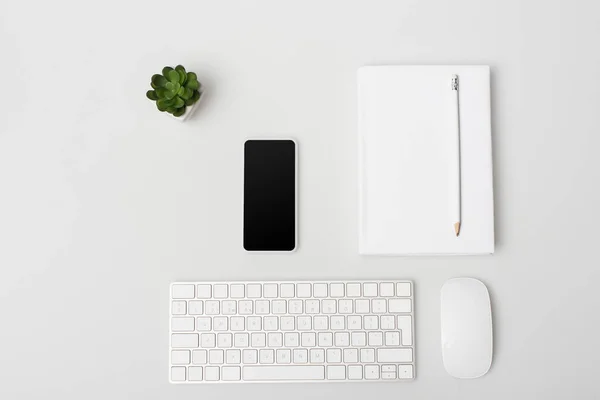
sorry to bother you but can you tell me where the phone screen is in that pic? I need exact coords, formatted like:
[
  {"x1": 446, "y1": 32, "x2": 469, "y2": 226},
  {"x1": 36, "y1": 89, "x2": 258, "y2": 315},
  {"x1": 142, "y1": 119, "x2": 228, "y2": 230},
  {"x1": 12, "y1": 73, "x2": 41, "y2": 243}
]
[{"x1": 244, "y1": 139, "x2": 296, "y2": 251}]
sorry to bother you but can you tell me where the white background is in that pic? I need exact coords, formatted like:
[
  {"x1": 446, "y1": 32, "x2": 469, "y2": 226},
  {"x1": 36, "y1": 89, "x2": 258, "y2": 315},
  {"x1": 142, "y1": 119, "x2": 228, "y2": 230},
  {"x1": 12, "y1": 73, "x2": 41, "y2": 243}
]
[{"x1": 1, "y1": 0, "x2": 599, "y2": 398}]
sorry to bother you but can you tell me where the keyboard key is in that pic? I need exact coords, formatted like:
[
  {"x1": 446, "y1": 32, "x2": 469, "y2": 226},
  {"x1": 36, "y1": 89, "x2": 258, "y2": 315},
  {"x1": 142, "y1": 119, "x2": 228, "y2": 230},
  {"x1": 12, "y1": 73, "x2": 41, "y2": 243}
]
[
  {"x1": 372, "y1": 299, "x2": 387, "y2": 313},
  {"x1": 389, "y1": 299, "x2": 412, "y2": 313},
  {"x1": 171, "y1": 317, "x2": 194, "y2": 332},
  {"x1": 171, "y1": 366, "x2": 186, "y2": 381},
  {"x1": 310, "y1": 349, "x2": 325, "y2": 363},
  {"x1": 360, "y1": 348, "x2": 375, "y2": 363},
  {"x1": 280, "y1": 283, "x2": 295, "y2": 298},
  {"x1": 222, "y1": 300, "x2": 237, "y2": 315},
  {"x1": 171, "y1": 350, "x2": 190, "y2": 365},
  {"x1": 217, "y1": 333, "x2": 232, "y2": 348},
  {"x1": 397, "y1": 316, "x2": 413, "y2": 345},
  {"x1": 230, "y1": 284, "x2": 245, "y2": 298},
  {"x1": 272, "y1": 300, "x2": 287, "y2": 314},
  {"x1": 238, "y1": 300, "x2": 253, "y2": 315},
  {"x1": 313, "y1": 316, "x2": 329, "y2": 330},
  {"x1": 396, "y1": 282, "x2": 411, "y2": 297},
  {"x1": 365, "y1": 365, "x2": 380, "y2": 380},
  {"x1": 200, "y1": 333, "x2": 215, "y2": 348},
  {"x1": 288, "y1": 299, "x2": 303, "y2": 314},
  {"x1": 326, "y1": 348, "x2": 342, "y2": 363},
  {"x1": 346, "y1": 283, "x2": 361, "y2": 297},
  {"x1": 348, "y1": 365, "x2": 363, "y2": 380},
  {"x1": 380, "y1": 315, "x2": 395, "y2": 330},
  {"x1": 364, "y1": 315, "x2": 379, "y2": 330},
  {"x1": 192, "y1": 350, "x2": 207, "y2": 364},
  {"x1": 189, "y1": 366, "x2": 203, "y2": 381},
  {"x1": 338, "y1": 299, "x2": 353, "y2": 314},
  {"x1": 297, "y1": 283, "x2": 311, "y2": 298},
  {"x1": 251, "y1": 333, "x2": 266, "y2": 347},
  {"x1": 385, "y1": 331, "x2": 400, "y2": 346},
  {"x1": 330, "y1": 283, "x2": 345, "y2": 297},
  {"x1": 297, "y1": 316, "x2": 312, "y2": 331},
  {"x1": 318, "y1": 332, "x2": 333, "y2": 347},
  {"x1": 368, "y1": 332, "x2": 383, "y2": 346},
  {"x1": 398, "y1": 365, "x2": 414, "y2": 379},
  {"x1": 226, "y1": 349, "x2": 241, "y2": 364},
  {"x1": 280, "y1": 316, "x2": 295, "y2": 331},
  {"x1": 327, "y1": 365, "x2": 346, "y2": 380},
  {"x1": 230, "y1": 316, "x2": 245, "y2": 331},
  {"x1": 196, "y1": 284, "x2": 211, "y2": 299},
  {"x1": 188, "y1": 301, "x2": 203, "y2": 315},
  {"x1": 322, "y1": 300, "x2": 336, "y2": 314},
  {"x1": 234, "y1": 333, "x2": 249, "y2": 348},
  {"x1": 268, "y1": 332, "x2": 283, "y2": 347},
  {"x1": 301, "y1": 332, "x2": 316, "y2": 347},
  {"x1": 172, "y1": 284, "x2": 194, "y2": 299},
  {"x1": 284, "y1": 332, "x2": 299, "y2": 347},
  {"x1": 243, "y1": 349, "x2": 258, "y2": 364},
  {"x1": 331, "y1": 316, "x2": 345, "y2": 330},
  {"x1": 363, "y1": 283, "x2": 378, "y2": 297},
  {"x1": 205, "y1": 301, "x2": 219, "y2": 315},
  {"x1": 276, "y1": 349, "x2": 291, "y2": 364},
  {"x1": 213, "y1": 284, "x2": 228, "y2": 299},
  {"x1": 222, "y1": 366, "x2": 241, "y2": 381},
  {"x1": 247, "y1": 284, "x2": 262, "y2": 298},
  {"x1": 196, "y1": 317, "x2": 211, "y2": 331},
  {"x1": 243, "y1": 366, "x2": 325, "y2": 381},
  {"x1": 172, "y1": 301, "x2": 187, "y2": 315},
  {"x1": 213, "y1": 317, "x2": 228, "y2": 331},
  {"x1": 343, "y1": 348, "x2": 358, "y2": 363},
  {"x1": 347, "y1": 316, "x2": 362, "y2": 330},
  {"x1": 172, "y1": 333, "x2": 199, "y2": 348},
  {"x1": 305, "y1": 299, "x2": 320, "y2": 314},
  {"x1": 259, "y1": 349, "x2": 274, "y2": 364},
  {"x1": 255, "y1": 300, "x2": 269, "y2": 315},
  {"x1": 351, "y1": 332, "x2": 367, "y2": 347},
  {"x1": 355, "y1": 299, "x2": 370, "y2": 313},
  {"x1": 313, "y1": 283, "x2": 328, "y2": 298},
  {"x1": 335, "y1": 332, "x2": 350, "y2": 347},
  {"x1": 379, "y1": 282, "x2": 395, "y2": 297},
  {"x1": 377, "y1": 348, "x2": 413, "y2": 363},
  {"x1": 209, "y1": 349, "x2": 224, "y2": 364},
  {"x1": 263, "y1": 284, "x2": 278, "y2": 298},
  {"x1": 264, "y1": 316, "x2": 278, "y2": 331},
  {"x1": 247, "y1": 317, "x2": 261, "y2": 331},
  {"x1": 293, "y1": 349, "x2": 308, "y2": 363},
  {"x1": 205, "y1": 366, "x2": 220, "y2": 381}
]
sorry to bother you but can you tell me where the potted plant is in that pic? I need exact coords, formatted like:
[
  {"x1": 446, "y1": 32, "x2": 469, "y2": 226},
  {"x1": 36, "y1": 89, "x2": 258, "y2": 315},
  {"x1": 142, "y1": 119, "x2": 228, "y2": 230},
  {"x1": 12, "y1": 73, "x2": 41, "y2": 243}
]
[{"x1": 146, "y1": 65, "x2": 202, "y2": 121}]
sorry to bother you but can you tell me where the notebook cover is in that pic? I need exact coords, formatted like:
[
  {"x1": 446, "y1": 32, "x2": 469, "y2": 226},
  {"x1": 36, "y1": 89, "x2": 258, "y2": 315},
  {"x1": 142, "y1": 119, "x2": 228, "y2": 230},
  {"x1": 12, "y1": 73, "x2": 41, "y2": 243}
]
[{"x1": 358, "y1": 65, "x2": 494, "y2": 255}]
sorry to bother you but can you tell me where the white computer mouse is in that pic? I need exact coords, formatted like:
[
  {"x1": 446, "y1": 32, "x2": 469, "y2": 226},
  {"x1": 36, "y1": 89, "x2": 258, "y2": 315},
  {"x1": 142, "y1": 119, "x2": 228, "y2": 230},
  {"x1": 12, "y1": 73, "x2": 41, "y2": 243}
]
[{"x1": 440, "y1": 277, "x2": 493, "y2": 379}]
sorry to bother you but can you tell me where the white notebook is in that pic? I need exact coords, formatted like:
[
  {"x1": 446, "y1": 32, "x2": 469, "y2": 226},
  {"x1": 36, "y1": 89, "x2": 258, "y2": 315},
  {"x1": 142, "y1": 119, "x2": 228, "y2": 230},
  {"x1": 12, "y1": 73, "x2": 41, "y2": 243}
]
[{"x1": 358, "y1": 65, "x2": 494, "y2": 255}]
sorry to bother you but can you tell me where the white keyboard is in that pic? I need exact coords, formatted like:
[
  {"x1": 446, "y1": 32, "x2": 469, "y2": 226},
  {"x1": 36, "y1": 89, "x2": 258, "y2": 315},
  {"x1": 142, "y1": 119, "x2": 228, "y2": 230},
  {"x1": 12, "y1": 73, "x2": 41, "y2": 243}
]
[{"x1": 169, "y1": 280, "x2": 414, "y2": 383}]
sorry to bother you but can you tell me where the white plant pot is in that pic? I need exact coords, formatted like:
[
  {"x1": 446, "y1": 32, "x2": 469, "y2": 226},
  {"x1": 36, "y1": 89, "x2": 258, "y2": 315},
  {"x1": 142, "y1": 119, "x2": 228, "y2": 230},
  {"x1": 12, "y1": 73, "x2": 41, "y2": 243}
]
[{"x1": 168, "y1": 89, "x2": 203, "y2": 122}]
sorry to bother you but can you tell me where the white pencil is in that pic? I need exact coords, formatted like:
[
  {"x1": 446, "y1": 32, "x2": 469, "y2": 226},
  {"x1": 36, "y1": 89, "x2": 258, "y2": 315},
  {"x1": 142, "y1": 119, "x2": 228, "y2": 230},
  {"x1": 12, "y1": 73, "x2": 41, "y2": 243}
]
[{"x1": 450, "y1": 74, "x2": 461, "y2": 236}]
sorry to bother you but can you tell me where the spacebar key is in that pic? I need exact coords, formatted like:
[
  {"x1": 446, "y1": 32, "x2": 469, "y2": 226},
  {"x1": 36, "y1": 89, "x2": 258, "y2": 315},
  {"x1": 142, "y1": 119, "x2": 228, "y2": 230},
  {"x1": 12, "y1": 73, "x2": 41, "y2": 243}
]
[{"x1": 243, "y1": 366, "x2": 325, "y2": 381}]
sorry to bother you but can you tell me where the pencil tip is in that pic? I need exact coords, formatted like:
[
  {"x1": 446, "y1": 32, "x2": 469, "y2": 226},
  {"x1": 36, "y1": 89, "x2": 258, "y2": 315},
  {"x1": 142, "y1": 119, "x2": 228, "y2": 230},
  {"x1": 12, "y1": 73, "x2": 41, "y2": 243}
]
[{"x1": 454, "y1": 222, "x2": 461, "y2": 236}]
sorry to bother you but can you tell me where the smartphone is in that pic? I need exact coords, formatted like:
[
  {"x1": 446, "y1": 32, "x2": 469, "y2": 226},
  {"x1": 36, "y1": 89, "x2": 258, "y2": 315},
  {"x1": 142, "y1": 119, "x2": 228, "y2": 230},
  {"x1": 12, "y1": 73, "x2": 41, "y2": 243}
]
[{"x1": 243, "y1": 139, "x2": 297, "y2": 252}]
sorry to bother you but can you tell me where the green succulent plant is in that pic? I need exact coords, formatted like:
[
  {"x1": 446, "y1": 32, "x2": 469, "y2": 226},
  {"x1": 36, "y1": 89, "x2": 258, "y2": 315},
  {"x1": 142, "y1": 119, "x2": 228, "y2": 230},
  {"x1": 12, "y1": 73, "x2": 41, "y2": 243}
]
[{"x1": 146, "y1": 65, "x2": 201, "y2": 117}]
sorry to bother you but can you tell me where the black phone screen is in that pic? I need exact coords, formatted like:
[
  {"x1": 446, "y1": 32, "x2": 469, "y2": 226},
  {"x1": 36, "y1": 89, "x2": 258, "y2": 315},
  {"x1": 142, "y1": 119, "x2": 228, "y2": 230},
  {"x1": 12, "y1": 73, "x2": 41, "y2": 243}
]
[{"x1": 244, "y1": 139, "x2": 296, "y2": 251}]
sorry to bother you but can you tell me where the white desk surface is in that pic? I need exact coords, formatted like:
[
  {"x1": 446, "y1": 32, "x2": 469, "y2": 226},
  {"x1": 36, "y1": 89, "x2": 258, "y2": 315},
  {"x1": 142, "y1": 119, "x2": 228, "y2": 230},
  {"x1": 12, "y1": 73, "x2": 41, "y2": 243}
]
[{"x1": 1, "y1": 0, "x2": 599, "y2": 398}]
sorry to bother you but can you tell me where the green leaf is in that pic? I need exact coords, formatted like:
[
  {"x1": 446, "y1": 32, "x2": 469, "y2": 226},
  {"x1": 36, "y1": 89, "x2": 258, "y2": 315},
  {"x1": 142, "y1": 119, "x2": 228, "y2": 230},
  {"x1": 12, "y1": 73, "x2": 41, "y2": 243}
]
[
  {"x1": 156, "y1": 98, "x2": 169, "y2": 111},
  {"x1": 178, "y1": 69, "x2": 186, "y2": 85},
  {"x1": 155, "y1": 88, "x2": 167, "y2": 98},
  {"x1": 181, "y1": 88, "x2": 193, "y2": 100},
  {"x1": 192, "y1": 90, "x2": 201, "y2": 102},
  {"x1": 186, "y1": 79, "x2": 199, "y2": 91},
  {"x1": 151, "y1": 74, "x2": 167, "y2": 88},
  {"x1": 164, "y1": 89, "x2": 176, "y2": 100},
  {"x1": 165, "y1": 82, "x2": 174, "y2": 91},
  {"x1": 167, "y1": 70, "x2": 180, "y2": 83},
  {"x1": 187, "y1": 72, "x2": 197, "y2": 82},
  {"x1": 146, "y1": 90, "x2": 158, "y2": 101},
  {"x1": 173, "y1": 97, "x2": 185, "y2": 108},
  {"x1": 178, "y1": 87, "x2": 186, "y2": 96},
  {"x1": 151, "y1": 81, "x2": 158, "y2": 89},
  {"x1": 172, "y1": 106, "x2": 186, "y2": 117},
  {"x1": 162, "y1": 66, "x2": 174, "y2": 77},
  {"x1": 167, "y1": 106, "x2": 177, "y2": 114},
  {"x1": 175, "y1": 65, "x2": 186, "y2": 74},
  {"x1": 172, "y1": 82, "x2": 181, "y2": 92}
]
